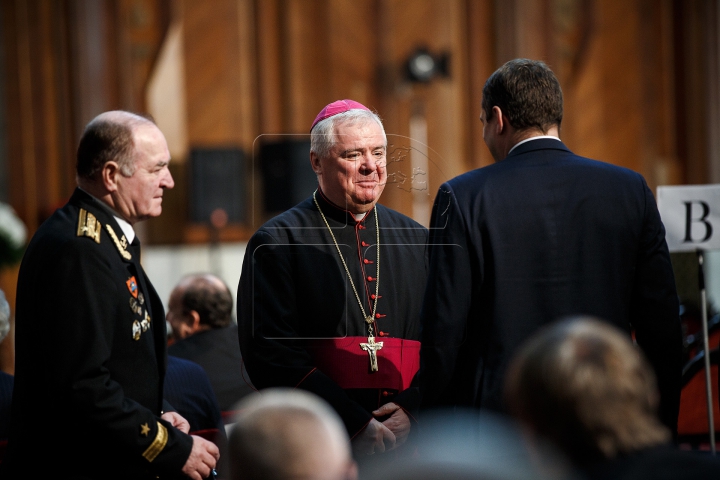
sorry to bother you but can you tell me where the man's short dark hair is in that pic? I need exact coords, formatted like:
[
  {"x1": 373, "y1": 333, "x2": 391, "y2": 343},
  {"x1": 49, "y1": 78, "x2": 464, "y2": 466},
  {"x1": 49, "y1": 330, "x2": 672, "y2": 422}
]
[
  {"x1": 76, "y1": 111, "x2": 155, "y2": 180},
  {"x1": 181, "y1": 275, "x2": 233, "y2": 329},
  {"x1": 482, "y1": 59, "x2": 563, "y2": 132}
]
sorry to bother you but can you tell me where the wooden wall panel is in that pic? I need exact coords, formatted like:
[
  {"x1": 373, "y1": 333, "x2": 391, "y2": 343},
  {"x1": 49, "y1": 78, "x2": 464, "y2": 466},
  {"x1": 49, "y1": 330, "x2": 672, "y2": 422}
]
[
  {"x1": 376, "y1": 0, "x2": 472, "y2": 220},
  {"x1": 182, "y1": 0, "x2": 243, "y2": 145},
  {"x1": 326, "y1": 0, "x2": 377, "y2": 108},
  {"x1": 466, "y1": 0, "x2": 496, "y2": 169},
  {"x1": 560, "y1": 1, "x2": 646, "y2": 176},
  {"x1": 674, "y1": 0, "x2": 712, "y2": 186},
  {"x1": 283, "y1": 0, "x2": 331, "y2": 132},
  {"x1": 255, "y1": 0, "x2": 284, "y2": 134},
  {"x1": 2, "y1": 0, "x2": 716, "y2": 241}
]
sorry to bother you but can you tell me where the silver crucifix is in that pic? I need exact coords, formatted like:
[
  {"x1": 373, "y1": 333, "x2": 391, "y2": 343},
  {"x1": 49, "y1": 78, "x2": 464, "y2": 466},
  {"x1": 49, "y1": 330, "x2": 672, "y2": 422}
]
[{"x1": 360, "y1": 336, "x2": 384, "y2": 372}]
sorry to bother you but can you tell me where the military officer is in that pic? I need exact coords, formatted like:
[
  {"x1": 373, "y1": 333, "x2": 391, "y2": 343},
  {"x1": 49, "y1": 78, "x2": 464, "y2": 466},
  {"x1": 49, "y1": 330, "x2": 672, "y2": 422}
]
[{"x1": 3, "y1": 111, "x2": 219, "y2": 479}]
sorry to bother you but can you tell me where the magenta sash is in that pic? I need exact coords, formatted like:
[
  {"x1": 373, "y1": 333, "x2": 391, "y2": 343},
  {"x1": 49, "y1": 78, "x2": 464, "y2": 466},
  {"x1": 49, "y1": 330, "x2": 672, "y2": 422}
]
[{"x1": 308, "y1": 337, "x2": 420, "y2": 390}]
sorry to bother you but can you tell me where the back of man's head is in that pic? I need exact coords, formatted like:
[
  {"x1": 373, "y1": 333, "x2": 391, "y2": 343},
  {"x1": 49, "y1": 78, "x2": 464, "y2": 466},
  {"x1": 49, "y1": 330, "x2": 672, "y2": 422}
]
[
  {"x1": 228, "y1": 389, "x2": 357, "y2": 480},
  {"x1": 178, "y1": 273, "x2": 233, "y2": 329},
  {"x1": 76, "y1": 110, "x2": 156, "y2": 182},
  {"x1": 482, "y1": 58, "x2": 563, "y2": 133},
  {"x1": 504, "y1": 317, "x2": 670, "y2": 466}
]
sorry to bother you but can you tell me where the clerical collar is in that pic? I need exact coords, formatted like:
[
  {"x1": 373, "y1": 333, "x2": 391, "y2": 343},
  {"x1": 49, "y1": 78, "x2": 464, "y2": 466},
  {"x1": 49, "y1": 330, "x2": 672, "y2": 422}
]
[
  {"x1": 508, "y1": 135, "x2": 561, "y2": 154},
  {"x1": 316, "y1": 188, "x2": 371, "y2": 224},
  {"x1": 78, "y1": 187, "x2": 136, "y2": 243}
]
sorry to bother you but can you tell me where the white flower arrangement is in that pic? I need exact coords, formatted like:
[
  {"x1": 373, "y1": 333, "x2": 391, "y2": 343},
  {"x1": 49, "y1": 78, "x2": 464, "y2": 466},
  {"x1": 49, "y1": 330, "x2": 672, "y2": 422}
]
[{"x1": 0, "y1": 202, "x2": 27, "y2": 267}]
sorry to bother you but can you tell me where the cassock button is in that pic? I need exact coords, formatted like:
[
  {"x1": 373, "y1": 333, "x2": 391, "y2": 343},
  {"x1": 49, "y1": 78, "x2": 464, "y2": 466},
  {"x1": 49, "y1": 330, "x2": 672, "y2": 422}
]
[
  {"x1": 371, "y1": 294, "x2": 382, "y2": 299},
  {"x1": 364, "y1": 259, "x2": 374, "y2": 264},
  {"x1": 382, "y1": 390, "x2": 389, "y2": 397},
  {"x1": 358, "y1": 224, "x2": 366, "y2": 229},
  {"x1": 367, "y1": 276, "x2": 376, "y2": 282},
  {"x1": 375, "y1": 313, "x2": 386, "y2": 319},
  {"x1": 379, "y1": 331, "x2": 386, "y2": 337},
  {"x1": 361, "y1": 241, "x2": 369, "y2": 247}
]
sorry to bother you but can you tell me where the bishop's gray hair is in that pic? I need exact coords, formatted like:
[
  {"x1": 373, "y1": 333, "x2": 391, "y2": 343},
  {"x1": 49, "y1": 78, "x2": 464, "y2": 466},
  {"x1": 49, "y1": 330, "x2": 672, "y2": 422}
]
[{"x1": 310, "y1": 109, "x2": 386, "y2": 160}]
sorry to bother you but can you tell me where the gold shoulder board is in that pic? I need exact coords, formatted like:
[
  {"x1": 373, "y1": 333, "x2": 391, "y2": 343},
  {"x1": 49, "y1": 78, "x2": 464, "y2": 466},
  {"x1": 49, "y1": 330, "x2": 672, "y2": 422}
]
[{"x1": 76, "y1": 209, "x2": 101, "y2": 243}]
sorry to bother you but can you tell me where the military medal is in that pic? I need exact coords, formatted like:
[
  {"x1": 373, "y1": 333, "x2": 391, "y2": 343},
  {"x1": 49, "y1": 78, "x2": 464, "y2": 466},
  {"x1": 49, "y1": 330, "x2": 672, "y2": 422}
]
[
  {"x1": 129, "y1": 297, "x2": 141, "y2": 315},
  {"x1": 138, "y1": 292, "x2": 145, "y2": 305},
  {"x1": 126, "y1": 276, "x2": 139, "y2": 299},
  {"x1": 314, "y1": 190, "x2": 383, "y2": 372},
  {"x1": 132, "y1": 320, "x2": 142, "y2": 340},
  {"x1": 141, "y1": 311, "x2": 151, "y2": 332}
]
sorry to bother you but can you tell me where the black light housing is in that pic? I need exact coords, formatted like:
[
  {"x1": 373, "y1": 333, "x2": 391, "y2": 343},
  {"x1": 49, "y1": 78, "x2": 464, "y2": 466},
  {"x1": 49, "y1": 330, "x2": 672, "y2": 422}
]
[{"x1": 405, "y1": 47, "x2": 450, "y2": 83}]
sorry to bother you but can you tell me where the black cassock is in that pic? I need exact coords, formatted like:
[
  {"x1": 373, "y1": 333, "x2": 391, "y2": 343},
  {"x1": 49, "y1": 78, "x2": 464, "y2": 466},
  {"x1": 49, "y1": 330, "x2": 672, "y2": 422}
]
[{"x1": 238, "y1": 190, "x2": 428, "y2": 436}]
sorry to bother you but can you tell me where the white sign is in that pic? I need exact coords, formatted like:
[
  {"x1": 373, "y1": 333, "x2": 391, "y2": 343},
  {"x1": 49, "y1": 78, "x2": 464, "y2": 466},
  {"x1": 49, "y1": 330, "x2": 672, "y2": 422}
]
[{"x1": 657, "y1": 184, "x2": 720, "y2": 252}]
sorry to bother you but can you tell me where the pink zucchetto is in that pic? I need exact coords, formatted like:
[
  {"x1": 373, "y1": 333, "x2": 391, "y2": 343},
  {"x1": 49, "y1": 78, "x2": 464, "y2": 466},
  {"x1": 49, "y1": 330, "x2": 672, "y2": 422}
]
[{"x1": 310, "y1": 99, "x2": 371, "y2": 132}]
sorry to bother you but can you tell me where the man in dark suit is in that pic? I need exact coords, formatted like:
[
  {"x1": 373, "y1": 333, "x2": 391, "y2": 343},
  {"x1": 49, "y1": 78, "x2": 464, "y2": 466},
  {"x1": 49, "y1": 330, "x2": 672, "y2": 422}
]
[
  {"x1": 419, "y1": 59, "x2": 682, "y2": 432},
  {"x1": 167, "y1": 274, "x2": 255, "y2": 414},
  {"x1": 3, "y1": 111, "x2": 219, "y2": 479}
]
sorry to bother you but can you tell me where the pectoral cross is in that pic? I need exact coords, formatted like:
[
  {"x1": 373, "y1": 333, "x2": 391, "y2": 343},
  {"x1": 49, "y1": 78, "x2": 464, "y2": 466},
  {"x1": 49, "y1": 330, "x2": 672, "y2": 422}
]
[{"x1": 360, "y1": 336, "x2": 383, "y2": 372}]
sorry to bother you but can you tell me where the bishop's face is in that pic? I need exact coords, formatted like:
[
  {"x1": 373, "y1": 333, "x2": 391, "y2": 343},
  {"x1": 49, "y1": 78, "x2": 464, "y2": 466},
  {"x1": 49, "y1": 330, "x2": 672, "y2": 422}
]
[{"x1": 313, "y1": 120, "x2": 387, "y2": 214}]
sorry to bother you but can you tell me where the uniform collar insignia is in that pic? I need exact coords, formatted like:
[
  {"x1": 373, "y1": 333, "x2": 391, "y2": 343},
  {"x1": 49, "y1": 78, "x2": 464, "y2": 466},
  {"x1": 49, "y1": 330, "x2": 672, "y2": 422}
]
[
  {"x1": 76, "y1": 209, "x2": 101, "y2": 243},
  {"x1": 106, "y1": 224, "x2": 132, "y2": 260}
]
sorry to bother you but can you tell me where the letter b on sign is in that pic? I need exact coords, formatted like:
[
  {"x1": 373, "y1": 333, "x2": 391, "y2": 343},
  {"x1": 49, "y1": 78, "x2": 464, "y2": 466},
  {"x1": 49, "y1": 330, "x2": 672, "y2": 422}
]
[
  {"x1": 683, "y1": 201, "x2": 713, "y2": 243},
  {"x1": 657, "y1": 185, "x2": 720, "y2": 252}
]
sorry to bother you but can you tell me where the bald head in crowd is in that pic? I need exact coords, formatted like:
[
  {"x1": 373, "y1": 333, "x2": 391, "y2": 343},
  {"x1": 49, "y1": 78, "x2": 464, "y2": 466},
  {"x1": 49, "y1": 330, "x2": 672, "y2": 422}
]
[
  {"x1": 504, "y1": 317, "x2": 670, "y2": 467},
  {"x1": 228, "y1": 389, "x2": 357, "y2": 480}
]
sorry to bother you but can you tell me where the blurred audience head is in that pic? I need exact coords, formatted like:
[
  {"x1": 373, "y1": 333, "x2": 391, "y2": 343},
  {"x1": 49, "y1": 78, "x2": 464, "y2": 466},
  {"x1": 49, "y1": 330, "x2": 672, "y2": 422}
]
[
  {"x1": 362, "y1": 409, "x2": 571, "y2": 480},
  {"x1": 228, "y1": 388, "x2": 357, "y2": 480},
  {"x1": 504, "y1": 316, "x2": 670, "y2": 467},
  {"x1": 167, "y1": 273, "x2": 233, "y2": 341},
  {"x1": 0, "y1": 289, "x2": 10, "y2": 344}
]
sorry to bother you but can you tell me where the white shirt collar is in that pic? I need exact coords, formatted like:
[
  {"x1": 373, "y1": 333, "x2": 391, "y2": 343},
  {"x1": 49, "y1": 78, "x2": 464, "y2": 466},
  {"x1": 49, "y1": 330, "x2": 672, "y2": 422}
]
[
  {"x1": 508, "y1": 135, "x2": 561, "y2": 154},
  {"x1": 78, "y1": 187, "x2": 136, "y2": 243},
  {"x1": 113, "y1": 215, "x2": 135, "y2": 244}
]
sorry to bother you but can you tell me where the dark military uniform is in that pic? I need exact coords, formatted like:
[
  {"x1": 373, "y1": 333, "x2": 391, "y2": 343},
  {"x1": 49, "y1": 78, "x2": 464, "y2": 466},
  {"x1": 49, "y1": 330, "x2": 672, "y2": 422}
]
[
  {"x1": 3, "y1": 188, "x2": 192, "y2": 479},
  {"x1": 238, "y1": 190, "x2": 428, "y2": 437}
]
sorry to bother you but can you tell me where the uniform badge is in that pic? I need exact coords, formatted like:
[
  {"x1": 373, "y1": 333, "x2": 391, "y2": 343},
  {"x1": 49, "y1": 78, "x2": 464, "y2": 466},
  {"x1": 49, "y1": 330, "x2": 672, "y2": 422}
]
[
  {"x1": 140, "y1": 423, "x2": 150, "y2": 436},
  {"x1": 106, "y1": 224, "x2": 132, "y2": 260},
  {"x1": 132, "y1": 320, "x2": 142, "y2": 340},
  {"x1": 126, "y1": 277, "x2": 139, "y2": 298},
  {"x1": 138, "y1": 292, "x2": 145, "y2": 305}
]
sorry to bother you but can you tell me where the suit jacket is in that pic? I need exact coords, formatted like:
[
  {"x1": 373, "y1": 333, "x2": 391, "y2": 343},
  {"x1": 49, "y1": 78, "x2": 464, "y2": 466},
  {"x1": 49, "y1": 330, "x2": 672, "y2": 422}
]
[
  {"x1": 238, "y1": 191, "x2": 428, "y2": 436},
  {"x1": 164, "y1": 356, "x2": 224, "y2": 435},
  {"x1": 3, "y1": 189, "x2": 192, "y2": 479},
  {"x1": 420, "y1": 139, "x2": 682, "y2": 431},
  {"x1": 168, "y1": 324, "x2": 255, "y2": 412}
]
